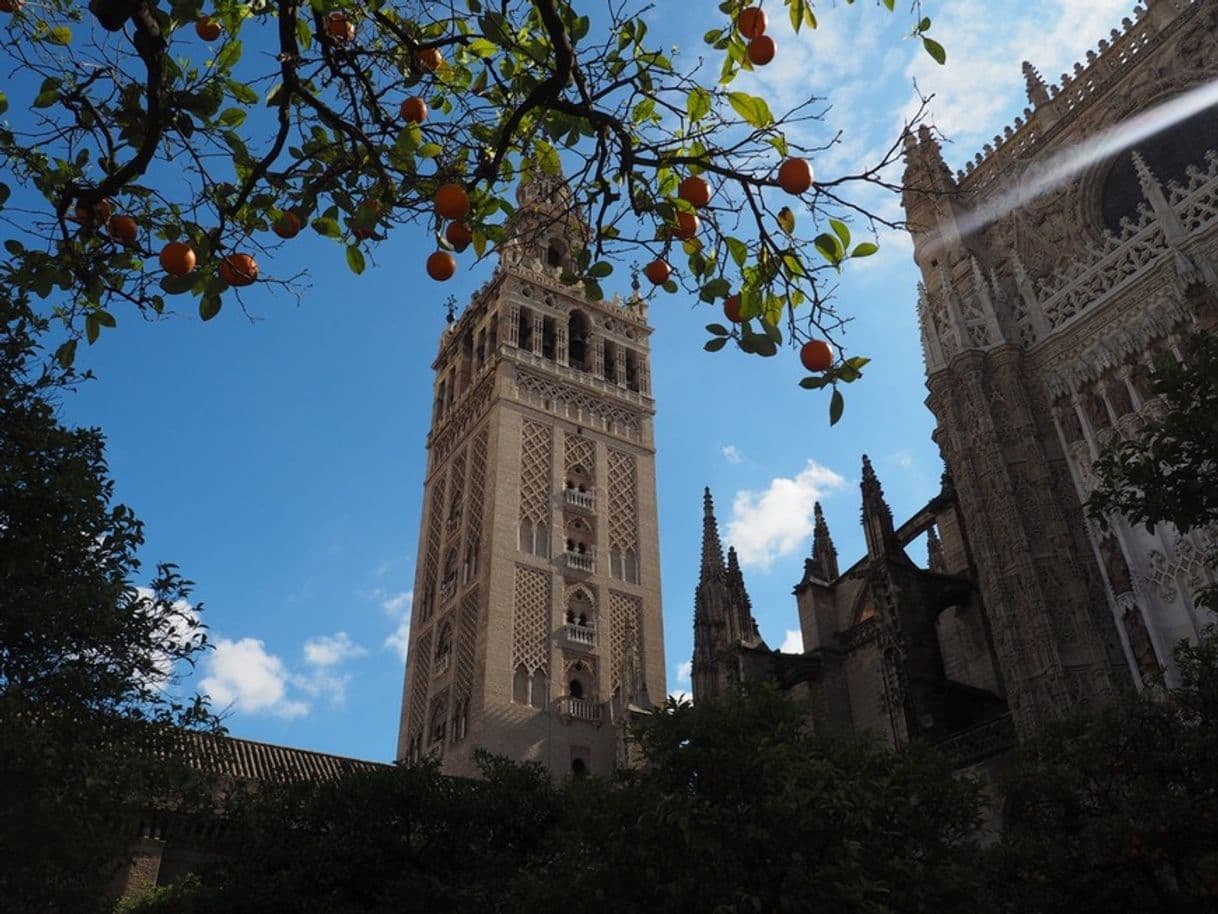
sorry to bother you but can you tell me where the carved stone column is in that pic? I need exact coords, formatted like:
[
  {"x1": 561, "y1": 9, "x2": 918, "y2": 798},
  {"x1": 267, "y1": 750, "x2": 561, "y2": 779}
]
[
  {"x1": 614, "y1": 347, "x2": 627, "y2": 388},
  {"x1": 504, "y1": 304, "x2": 520, "y2": 348},
  {"x1": 556, "y1": 325, "x2": 569, "y2": 367},
  {"x1": 531, "y1": 314, "x2": 544, "y2": 357},
  {"x1": 591, "y1": 337, "x2": 605, "y2": 378}
]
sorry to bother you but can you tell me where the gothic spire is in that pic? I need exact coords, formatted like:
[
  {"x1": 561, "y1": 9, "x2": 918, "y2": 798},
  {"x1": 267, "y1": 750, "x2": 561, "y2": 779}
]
[
  {"x1": 699, "y1": 487, "x2": 726, "y2": 582},
  {"x1": 811, "y1": 502, "x2": 839, "y2": 581},
  {"x1": 726, "y1": 546, "x2": 761, "y2": 645},
  {"x1": 1022, "y1": 60, "x2": 1050, "y2": 107},
  {"x1": 860, "y1": 455, "x2": 896, "y2": 558}
]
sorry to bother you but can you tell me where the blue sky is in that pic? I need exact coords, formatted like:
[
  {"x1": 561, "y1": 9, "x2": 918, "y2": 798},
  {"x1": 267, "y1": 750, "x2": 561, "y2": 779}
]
[{"x1": 43, "y1": 0, "x2": 1138, "y2": 761}]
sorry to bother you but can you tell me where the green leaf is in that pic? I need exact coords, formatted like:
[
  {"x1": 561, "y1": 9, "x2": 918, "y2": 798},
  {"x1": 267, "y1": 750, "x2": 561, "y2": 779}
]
[
  {"x1": 799, "y1": 376, "x2": 829, "y2": 390},
  {"x1": 851, "y1": 242, "x2": 878, "y2": 258},
  {"x1": 3, "y1": 239, "x2": 22, "y2": 255},
  {"x1": 705, "y1": 323, "x2": 729, "y2": 336},
  {"x1": 215, "y1": 40, "x2": 243, "y2": 72},
  {"x1": 312, "y1": 216, "x2": 341, "y2": 238},
  {"x1": 704, "y1": 337, "x2": 728, "y2": 352},
  {"x1": 92, "y1": 309, "x2": 116, "y2": 328},
  {"x1": 159, "y1": 274, "x2": 195, "y2": 295},
  {"x1": 55, "y1": 339, "x2": 77, "y2": 370},
  {"x1": 218, "y1": 107, "x2": 247, "y2": 127},
  {"x1": 32, "y1": 77, "x2": 61, "y2": 109},
  {"x1": 85, "y1": 314, "x2": 99, "y2": 344},
  {"x1": 726, "y1": 236, "x2": 748, "y2": 268},
  {"x1": 829, "y1": 389, "x2": 845, "y2": 425},
  {"x1": 227, "y1": 80, "x2": 258, "y2": 105},
  {"x1": 46, "y1": 26, "x2": 72, "y2": 45},
  {"x1": 466, "y1": 37, "x2": 498, "y2": 57},
  {"x1": 686, "y1": 87, "x2": 712, "y2": 123},
  {"x1": 0, "y1": 91, "x2": 7, "y2": 116},
  {"x1": 814, "y1": 233, "x2": 843, "y2": 266},
  {"x1": 829, "y1": 218, "x2": 851, "y2": 248},
  {"x1": 727, "y1": 91, "x2": 774, "y2": 127},
  {"x1": 199, "y1": 295, "x2": 222, "y2": 321},
  {"x1": 589, "y1": 261, "x2": 613, "y2": 279},
  {"x1": 662, "y1": 279, "x2": 678, "y2": 294},
  {"x1": 346, "y1": 246, "x2": 366, "y2": 275},
  {"x1": 777, "y1": 207, "x2": 795, "y2": 236},
  {"x1": 922, "y1": 37, "x2": 946, "y2": 65},
  {"x1": 583, "y1": 280, "x2": 604, "y2": 301}
]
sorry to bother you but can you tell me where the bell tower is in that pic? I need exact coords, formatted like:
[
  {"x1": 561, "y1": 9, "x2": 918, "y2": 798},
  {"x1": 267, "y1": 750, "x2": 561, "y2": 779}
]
[{"x1": 395, "y1": 172, "x2": 666, "y2": 778}]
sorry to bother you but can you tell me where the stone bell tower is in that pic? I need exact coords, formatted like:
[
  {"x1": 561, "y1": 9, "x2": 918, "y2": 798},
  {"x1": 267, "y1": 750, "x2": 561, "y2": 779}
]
[{"x1": 395, "y1": 171, "x2": 667, "y2": 778}]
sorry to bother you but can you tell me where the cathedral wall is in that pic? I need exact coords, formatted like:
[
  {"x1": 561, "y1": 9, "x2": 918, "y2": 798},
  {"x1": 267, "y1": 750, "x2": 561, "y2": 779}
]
[
  {"x1": 841, "y1": 642, "x2": 892, "y2": 743},
  {"x1": 936, "y1": 603, "x2": 1001, "y2": 695}
]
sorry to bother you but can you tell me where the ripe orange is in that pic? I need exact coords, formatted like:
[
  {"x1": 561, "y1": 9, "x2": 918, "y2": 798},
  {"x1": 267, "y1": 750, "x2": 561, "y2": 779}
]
[
  {"x1": 108, "y1": 215, "x2": 138, "y2": 245},
  {"x1": 352, "y1": 201, "x2": 381, "y2": 240},
  {"x1": 219, "y1": 252, "x2": 258, "y2": 287},
  {"x1": 417, "y1": 47, "x2": 444, "y2": 72},
  {"x1": 724, "y1": 294, "x2": 742, "y2": 323},
  {"x1": 0, "y1": 0, "x2": 24, "y2": 12},
  {"x1": 160, "y1": 241, "x2": 196, "y2": 277},
  {"x1": 800, "y1": 339, "x2": 833, "y2": 372},
  {"x1": 643, "y1": 259, "x2": 671, "y2": 285},
  {"x1": 73, "y1": 197, "x2": 112, "y2": 227},
  {"x1": 427, "y1": 251, "x2": 457, "y2": 281},
  {"x1": 434, "y1": 183, "x2": 470, "y2": 220},
  {"x1": 445, "y1": 221, "x2": 473, "y2": 252},
  {"x1": 778, "y1": 157, "x2": 814, "y2": 195},
  {"x1": 195, "y1": 16, "x2": 221, "y2": 40},
  {"x1": 273, "y1": 212, "x2": 302, "y2": 239},
  {"x1": 674, "y1": 211, "x2": 699, "y2": 241},
  {"x1": 738, "y1": 6, "x2": 767, "y2": 38},
  {"x1": 400, "y1": 96, "x2": 428, "y2": 124},
  {"x1": 747, "y1": 34, "x2": 776, "y2": 66},
  {"x1": 325, "y1": 12, "x2": 354, "y2": 42},
  {"x1": 678, "y1": 175, "x2": 712, "y2": 209}
]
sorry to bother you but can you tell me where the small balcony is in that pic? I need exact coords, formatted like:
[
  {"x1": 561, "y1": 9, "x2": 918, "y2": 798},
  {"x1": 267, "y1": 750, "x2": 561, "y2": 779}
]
[
  {"x1": 560, "y1": 696, "x2": 602, "y2": 723},
  {"x1": 564, "y1": 488, "x2": 595, "y2": 511},
  {"x1": 564, "y1": 550, "x2": 595, "y2": 574},
  {"x1": 563, "y1": 623, "x2": 596, "y2": 647}
]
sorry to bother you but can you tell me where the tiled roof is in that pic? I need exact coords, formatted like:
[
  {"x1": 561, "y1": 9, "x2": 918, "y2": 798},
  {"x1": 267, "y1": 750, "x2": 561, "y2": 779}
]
[{"x1": 174, "y1": 729, "x2": 388, "y2": 783}]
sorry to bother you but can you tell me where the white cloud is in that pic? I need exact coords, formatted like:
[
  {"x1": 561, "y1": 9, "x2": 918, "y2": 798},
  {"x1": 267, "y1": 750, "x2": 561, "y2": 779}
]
[
  {"x1": 202, "y1": 638, "x2": 309, "y2": 719},
  {"x1": 383, "y1": 591, "x2": 414, "y2": 661},
  {"x1": 780, "y1": 629, "x2": 804, "y2": 654},
  {"x1": 726, "y1": 460, "x2": 846, "y2": 571},
  {"x1": 676, "y1": 660, "x2": 692, "y2": 684},
  {"x1": 303, "y1": 632, "x2": 367, "y2": 667},
  {"x1": 721, "y1": 444, "x2": 743, "y2": 464},
  {"x1": 903, "y1": 0, "x2": 1135, "y2": 169}
]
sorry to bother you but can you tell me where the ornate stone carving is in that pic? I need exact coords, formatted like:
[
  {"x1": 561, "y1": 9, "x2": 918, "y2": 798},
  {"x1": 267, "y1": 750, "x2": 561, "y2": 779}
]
[
  {"x1": 1123, "y1": 604, "x2": 1161, "y2": 683},
  {"x1": 512, "y1": 565, "x2": 551, "y2": 672}
]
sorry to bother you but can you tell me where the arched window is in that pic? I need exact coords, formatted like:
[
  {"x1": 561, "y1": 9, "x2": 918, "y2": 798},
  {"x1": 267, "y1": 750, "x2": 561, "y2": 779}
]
[
  {"x1": 568, "y1": 678, "x2": 584, "y2": 700},
  {"x1": 535, "y1": 522, "x2": 550, "y2": 558},
  {"x1": 542, "y1": 316, "x2": 557, "y2": 360},
  {"x1": 463, "y1": 538, "x2": 479, "y2": 583},
  {"x1": 517, "y1": 307, "x2": 533, "y2": 350},
  {"x1": 420, "y1": 579, "x2": 435, "y2": 623},
  {"x1": 624, "y1": 349, "x2": 639, "y2": 391},
  {"x1": 442, "y1": 549, "x2": 458, "y2": 595},
  {"x1": 571, "y1": 757, "x2": 588, "y2": 777},
  {"x1": 488, "y1": 313, "x2": 499, "y2": 353},
  {"x1": 518, "y1": 519, "x2": 533, "y2": 554},
  {"x1": 568, "y1": 310, "x2": 591, "y2": 371},
  {"x1": 565, "y1": 517, "x2": 593, "y2": 554},
  {"x1": 567, "y1": 588, "x2": 594, "y2": 628},
  {"x1": 609, "y1": 546, "x2": 622, "y2": 580},
  {"x1": 513, "y1": 664, "x2": 529, "y2": 704},
  {"x1": 452, "y1": 698, "x2": 468, "y2": 742},
  {"x1": 530, "y1": 669, "x2": 548, "y2": 709},
  {"x1": 603, "y1": 340, "x2": 618, "y2": 382},
  {"x1": 546, "y1": 238, "x2": 566, "y2": 268},
  {"x1": 435, "y1": 621, "x2": 453, "y2": 670},
  {"x1": 624, "y1": 549, "x2": 638, "y2": 584},
  {"x1": 566, "y1": 462, "x2": 592, "y2": 493}
]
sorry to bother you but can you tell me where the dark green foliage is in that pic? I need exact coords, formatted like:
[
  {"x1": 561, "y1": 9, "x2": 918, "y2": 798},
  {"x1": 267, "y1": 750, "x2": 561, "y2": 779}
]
[
  {"x1": 0, "y1": 291, "x2": 217, "y2": 913},
  {"x1": 133, "y1": 687, "x2": 983, "y2": 914},
  {"x1": 985, "y1": 631, "x2": 1218, "y2": 914}
]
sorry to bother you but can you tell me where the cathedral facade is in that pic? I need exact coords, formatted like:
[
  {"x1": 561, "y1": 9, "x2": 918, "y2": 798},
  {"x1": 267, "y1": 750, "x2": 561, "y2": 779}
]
[
  {"x1": 395, "y1": 174, "x2": 666, "y2": 779},
  {"x1": 694, "y1": 0, "x2": 1218, "y2": 752}
]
